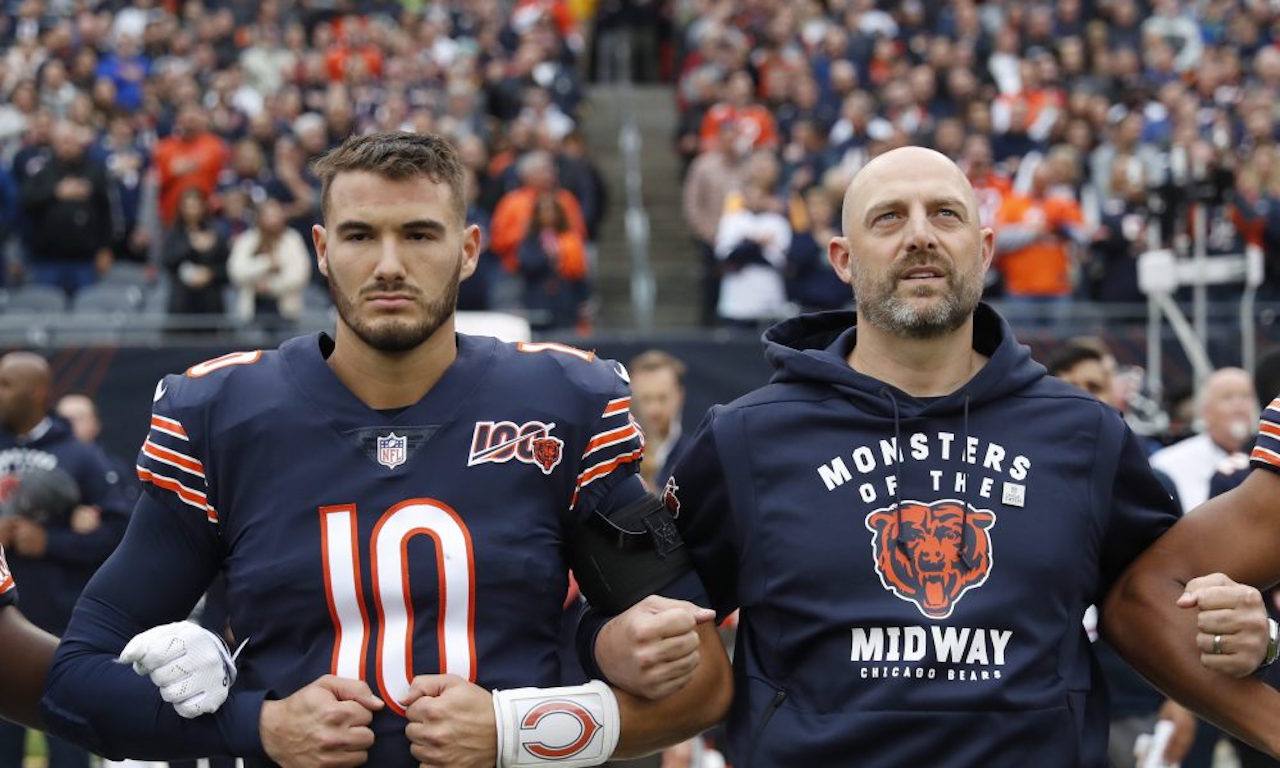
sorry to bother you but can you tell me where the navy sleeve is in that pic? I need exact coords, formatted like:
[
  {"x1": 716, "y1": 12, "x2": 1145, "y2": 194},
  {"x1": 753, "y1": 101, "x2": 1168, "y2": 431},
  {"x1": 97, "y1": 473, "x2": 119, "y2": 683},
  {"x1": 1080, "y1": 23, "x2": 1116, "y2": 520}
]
[
  {"x1": 569, "y1": 362, "x2": 645, "y2": 520},
  {"x1": 40, "y1": 493, "x2": 268, "y2": 760},
  {"x1": 0, "y1": 544, "x2": 15, "y2": 607},
  {"x1": 665, "y1": 407, "x2": 742, "y2": 621},
  {"x1": 45, "y1": 444, "x2": 129, "y2": 566},
  {"x1": 1251, "y1": 395, "x2": 1280, "y2": 475},
  {"x1": 1097, "y1": 424, "x2": 1180, "y2": 602}
]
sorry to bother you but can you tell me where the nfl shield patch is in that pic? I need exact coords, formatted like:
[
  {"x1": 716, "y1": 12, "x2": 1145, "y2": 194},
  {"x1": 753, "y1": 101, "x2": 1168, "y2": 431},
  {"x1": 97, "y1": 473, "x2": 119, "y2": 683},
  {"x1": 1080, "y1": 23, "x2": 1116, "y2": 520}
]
[{"x1": 376, "y1": 433, "x2": 408, "y2": 470}]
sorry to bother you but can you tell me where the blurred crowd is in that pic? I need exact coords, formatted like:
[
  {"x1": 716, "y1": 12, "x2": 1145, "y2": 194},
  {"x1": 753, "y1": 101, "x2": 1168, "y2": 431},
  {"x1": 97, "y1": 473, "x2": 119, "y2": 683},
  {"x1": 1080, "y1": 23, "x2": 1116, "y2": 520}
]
[
  {"x1": 676, "y1": 0, "x2": 1280, "y2": 326},
  {"x1": 0, "y1": 0, "x2": 607, "y2": 332}
]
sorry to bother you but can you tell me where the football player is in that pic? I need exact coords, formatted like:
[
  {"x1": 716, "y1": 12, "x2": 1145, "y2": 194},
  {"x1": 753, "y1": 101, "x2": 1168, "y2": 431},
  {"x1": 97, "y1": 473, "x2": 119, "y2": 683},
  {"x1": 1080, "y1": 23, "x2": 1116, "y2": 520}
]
[{"x1": 41, "y1": 132, "x2": 731, "y2": 767}]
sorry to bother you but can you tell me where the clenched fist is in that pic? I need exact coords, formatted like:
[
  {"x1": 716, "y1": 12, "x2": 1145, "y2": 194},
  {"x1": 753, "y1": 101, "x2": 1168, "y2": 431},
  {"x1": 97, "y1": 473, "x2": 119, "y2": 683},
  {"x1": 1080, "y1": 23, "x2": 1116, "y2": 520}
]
[
  {"x1": 1177, "y1": 572, "x2": 1270, "y2": 677},
  {"x1": 403, "y1": 674, "x2": 497, "y2": 768},
  {"x1": 259, "y1": 675, "x2": 384, "y2": 768},
  {"x1": 594, "y1": 595, "x2": 716, "y2": 700}
]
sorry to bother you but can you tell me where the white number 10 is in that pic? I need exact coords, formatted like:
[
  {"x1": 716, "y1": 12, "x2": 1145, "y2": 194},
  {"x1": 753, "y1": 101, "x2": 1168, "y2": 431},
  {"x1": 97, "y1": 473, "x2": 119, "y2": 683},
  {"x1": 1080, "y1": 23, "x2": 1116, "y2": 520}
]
[{"x1": 319, "y1": 499, "x2": 476, "y2": 713}]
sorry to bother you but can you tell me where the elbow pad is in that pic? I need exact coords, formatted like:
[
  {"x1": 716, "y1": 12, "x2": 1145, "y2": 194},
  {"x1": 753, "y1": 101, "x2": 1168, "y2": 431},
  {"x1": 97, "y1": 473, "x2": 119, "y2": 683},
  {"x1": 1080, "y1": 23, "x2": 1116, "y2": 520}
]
[{"x1": 568, "y1": 493, "x2": 692, "y2": 615}]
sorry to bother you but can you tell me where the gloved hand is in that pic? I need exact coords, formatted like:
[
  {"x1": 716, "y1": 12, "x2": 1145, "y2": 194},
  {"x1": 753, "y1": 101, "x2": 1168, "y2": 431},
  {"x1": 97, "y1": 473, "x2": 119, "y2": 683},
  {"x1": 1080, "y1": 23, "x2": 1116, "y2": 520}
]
[{"x1": 119, "y1": 621, "x2": 237, "y2": 719}]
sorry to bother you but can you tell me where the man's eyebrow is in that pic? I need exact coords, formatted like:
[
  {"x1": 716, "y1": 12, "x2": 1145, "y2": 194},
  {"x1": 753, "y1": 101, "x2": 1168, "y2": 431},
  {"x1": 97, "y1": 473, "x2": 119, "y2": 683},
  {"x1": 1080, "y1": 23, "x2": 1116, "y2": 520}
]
[
  {"x1": 334, "y1": 219, "x2": 448, "y2": 234},
  {"x1": 400, "y1": 219, "x2": 447, "y2": 232},
  {"x1": 863, "y1": 196, "x2": 970, "y2": 221},
  {"x1": 334, "y1": 221, "x2": 372, "y2": 234},
  {"x1": 930, "y1": 196, "x2": 970, "y2": 212}
]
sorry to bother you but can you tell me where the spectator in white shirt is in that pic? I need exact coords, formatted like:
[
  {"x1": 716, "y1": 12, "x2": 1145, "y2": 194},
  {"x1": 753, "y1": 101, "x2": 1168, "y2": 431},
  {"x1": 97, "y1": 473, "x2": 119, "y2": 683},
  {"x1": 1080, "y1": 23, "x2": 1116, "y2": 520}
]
[
  {"x1": 227, "y1": 197, "x2": 311, "y2": 326},
  {"x1": 713, "y1": 152, "x2": 791, "y2": 326},
  {"x1": 1150, "y1": 368, "x2": 1257, "y2": 512}
]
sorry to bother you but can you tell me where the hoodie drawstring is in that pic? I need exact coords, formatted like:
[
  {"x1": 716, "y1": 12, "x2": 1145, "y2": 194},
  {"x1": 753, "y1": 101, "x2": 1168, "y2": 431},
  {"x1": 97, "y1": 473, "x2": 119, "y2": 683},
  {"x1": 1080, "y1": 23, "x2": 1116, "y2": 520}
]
[
  {"x1": 957, "y1": 394, "x2": 976, "y2": 571},
  {"x1": 881, "y1": 388, "x2": 909, "y2": 555},
  {"x1": 881, "y1": 389, "x2": 978, "y2": 571}
]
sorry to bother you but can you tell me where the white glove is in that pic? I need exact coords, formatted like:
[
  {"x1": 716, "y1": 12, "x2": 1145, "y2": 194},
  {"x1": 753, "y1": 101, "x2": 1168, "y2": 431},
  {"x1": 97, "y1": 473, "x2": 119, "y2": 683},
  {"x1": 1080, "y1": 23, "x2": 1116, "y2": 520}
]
[{"x1": 119, "y1": 621, "x2": 236, "y2": 719}]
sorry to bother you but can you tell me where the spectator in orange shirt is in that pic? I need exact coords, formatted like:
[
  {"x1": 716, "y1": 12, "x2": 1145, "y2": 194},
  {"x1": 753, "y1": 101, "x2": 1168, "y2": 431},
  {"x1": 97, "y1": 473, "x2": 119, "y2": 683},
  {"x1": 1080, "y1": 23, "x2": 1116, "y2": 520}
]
[
  {"x1": 489, "y1": 150, "x2": 586, "y2": 272},
  {"x1": 152, "y1": 105, "x2": 229, "y2": 226},
  {"x1": 962, "y1": 135, "x2": 1012, "y2": 229},
  {"x1": 517, "y1": 192, "x2": 588, "y2": 331},
  {"x1": 699, "y1": 70, "x2": 778, "y2": 152},
  {"x1": 995, "y1": 163, "x2": 1086, "y2": 309}
]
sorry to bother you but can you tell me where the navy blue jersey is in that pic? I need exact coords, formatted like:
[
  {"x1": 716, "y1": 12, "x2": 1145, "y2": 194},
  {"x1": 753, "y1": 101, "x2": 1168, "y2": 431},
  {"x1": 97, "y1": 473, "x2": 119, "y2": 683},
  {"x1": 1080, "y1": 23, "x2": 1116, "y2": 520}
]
[
  {"x1": 666, "y1": 305, "x2": 1178, "y2": 767},
  {"x1": 42, "y1": 333, "x2": 650, "y2": 764},
  {"x1": 0, "y1": 545, "x2": 14, "y2": 608}
]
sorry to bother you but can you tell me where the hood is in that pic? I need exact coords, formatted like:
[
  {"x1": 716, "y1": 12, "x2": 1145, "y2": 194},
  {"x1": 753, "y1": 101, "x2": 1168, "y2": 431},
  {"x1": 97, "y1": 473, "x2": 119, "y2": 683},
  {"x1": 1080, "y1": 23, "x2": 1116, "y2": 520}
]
[
  {"x1": 763, "y1": 303, "x2": 1046, "y2": 571},
  {"x1": 24, "y1": 415, "x2": 73, "y2": 447},
  {"x1": 762, "y1": 303, "x2": 1045, "y2": 418}
]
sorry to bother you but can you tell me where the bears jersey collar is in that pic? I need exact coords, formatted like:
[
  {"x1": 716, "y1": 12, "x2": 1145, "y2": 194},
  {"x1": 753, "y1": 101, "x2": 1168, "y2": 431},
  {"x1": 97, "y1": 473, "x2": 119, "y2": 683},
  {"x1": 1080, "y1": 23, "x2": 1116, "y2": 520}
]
[{"x1": 280, "y1": 332, "x2": 499, "y2": 433}]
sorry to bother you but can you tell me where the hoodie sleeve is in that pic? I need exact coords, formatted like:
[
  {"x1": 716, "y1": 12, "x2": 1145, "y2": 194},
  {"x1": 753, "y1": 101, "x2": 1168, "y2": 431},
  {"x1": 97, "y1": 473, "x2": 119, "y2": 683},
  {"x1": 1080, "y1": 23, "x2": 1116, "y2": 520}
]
[
  {"x1": 1097, "y1": 422, "x2": 1180, "y2": 602},
  {"x1": 665, "y1": 407, "x2": 742, "y2": 621}
]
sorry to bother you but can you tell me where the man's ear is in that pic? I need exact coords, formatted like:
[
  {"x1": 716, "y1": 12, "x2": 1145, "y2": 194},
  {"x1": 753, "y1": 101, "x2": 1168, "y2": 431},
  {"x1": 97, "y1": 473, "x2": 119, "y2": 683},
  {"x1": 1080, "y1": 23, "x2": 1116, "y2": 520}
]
[
  {"x1": 828, "y1": 235, "x2": 854, "y2": 285},
  {"x1": 459, "y1": 223, "x2": 481, "y2": 281},
  {"x1": 313, "y1": 223, "x2": 329, "y2": 278}
]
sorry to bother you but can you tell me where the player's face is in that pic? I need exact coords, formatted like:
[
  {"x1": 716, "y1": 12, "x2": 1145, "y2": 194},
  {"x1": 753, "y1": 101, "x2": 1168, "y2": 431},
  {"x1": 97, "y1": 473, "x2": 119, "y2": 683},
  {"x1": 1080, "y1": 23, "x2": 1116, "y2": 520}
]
[
  {"x1": 314, "y1": 171, "x2": 480, "y2": 353},
  {"x1": 830, "y1": 150, "x2": 994, "y2": 339}
]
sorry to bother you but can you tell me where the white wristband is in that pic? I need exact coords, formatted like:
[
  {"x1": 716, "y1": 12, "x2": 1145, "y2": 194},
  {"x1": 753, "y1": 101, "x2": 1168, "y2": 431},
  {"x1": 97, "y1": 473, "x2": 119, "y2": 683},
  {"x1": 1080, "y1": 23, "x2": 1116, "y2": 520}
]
[{"x1": 492, "y1": 679, "x2": 621, "y2": 768}]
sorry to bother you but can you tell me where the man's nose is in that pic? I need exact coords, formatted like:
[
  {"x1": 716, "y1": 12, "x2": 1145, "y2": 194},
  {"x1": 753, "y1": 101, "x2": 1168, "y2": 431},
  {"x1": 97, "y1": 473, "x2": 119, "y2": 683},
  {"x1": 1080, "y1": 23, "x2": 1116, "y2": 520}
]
[
  {"x1": 373, "y1": 236, "x2": 408, "y2": 279},
  {"x1": 903, "y1": 207, "x2": 938, "y2": 252}
]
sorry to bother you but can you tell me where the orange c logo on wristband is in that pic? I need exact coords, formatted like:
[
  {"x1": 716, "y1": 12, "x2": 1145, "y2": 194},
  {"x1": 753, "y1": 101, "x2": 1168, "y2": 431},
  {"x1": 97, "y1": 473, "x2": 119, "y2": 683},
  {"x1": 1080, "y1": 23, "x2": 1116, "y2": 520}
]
[{"x1": 519, "y1": 700, "x2": 602, "y2": 759}]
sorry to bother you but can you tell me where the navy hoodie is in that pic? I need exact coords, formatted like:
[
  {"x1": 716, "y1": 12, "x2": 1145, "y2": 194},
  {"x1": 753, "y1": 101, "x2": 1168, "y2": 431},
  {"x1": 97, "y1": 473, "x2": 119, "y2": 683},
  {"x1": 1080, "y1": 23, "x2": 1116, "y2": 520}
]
[
  {"x1": 666, "y1": 304, "x2": 1178, "y2": 767},
  {"x1": 0, "y1": 416, "x2": 129, "y2": 635}
]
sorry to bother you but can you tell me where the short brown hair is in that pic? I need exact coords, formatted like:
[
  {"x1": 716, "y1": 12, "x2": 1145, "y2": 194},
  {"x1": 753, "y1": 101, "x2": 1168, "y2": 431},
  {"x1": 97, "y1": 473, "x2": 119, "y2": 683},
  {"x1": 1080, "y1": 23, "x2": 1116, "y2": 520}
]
[
  {"x1": 312, "y1": 131, "x2": 467, "y2": 223},
  {"x1": 629, "y1": 350, "x2": 687, "y2": 384}
]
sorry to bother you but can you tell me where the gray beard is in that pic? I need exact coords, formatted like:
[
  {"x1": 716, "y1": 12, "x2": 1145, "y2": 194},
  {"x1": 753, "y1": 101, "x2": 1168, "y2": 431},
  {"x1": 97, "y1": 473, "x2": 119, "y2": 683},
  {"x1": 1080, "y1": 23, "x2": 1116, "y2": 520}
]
[{"x1": 861, "y1": 289, "x2": 973, "y2": 339}]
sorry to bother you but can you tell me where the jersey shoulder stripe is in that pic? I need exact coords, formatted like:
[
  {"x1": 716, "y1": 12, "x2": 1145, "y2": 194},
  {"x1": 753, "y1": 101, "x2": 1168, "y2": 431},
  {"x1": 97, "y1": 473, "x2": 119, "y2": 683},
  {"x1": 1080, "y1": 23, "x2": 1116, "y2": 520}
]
[{"x1": 1251, "y1": 403, "x2": 1280, "y2": 475}]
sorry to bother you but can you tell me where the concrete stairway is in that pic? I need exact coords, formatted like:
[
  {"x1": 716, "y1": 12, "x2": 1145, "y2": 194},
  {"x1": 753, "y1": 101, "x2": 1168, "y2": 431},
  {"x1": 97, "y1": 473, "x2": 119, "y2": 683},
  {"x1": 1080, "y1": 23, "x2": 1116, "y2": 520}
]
[{"x1": 581, "y1": 84, "x2": 701, "y2": 330}]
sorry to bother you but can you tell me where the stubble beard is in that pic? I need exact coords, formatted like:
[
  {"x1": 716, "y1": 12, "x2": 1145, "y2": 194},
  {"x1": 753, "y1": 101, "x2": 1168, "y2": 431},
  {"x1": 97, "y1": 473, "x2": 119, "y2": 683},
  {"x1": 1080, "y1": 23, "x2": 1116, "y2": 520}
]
[
  {"x1": 854, "y1": 255, "x2": 984, "y2": 339},
  {"x1": 327, "y1": 258, "x2": 462, "y2": 354}
]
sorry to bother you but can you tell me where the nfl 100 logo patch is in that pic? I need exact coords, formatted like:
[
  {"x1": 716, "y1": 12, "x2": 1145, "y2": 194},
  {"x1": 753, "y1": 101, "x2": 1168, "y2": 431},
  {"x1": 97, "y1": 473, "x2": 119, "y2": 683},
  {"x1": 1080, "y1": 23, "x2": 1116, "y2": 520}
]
[
  {"x1": 469, "y1": 421, "x2": 564, "y2": 475},
  {"x1": 377, "y1": 433, "x2": 408, "y2": 470}
]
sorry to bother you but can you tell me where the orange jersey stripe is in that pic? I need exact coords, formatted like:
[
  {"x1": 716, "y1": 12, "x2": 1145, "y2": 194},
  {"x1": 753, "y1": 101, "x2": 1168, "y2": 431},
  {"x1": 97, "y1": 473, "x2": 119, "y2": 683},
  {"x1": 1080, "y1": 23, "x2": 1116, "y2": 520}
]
[
  {"x1": 1259, "y1": 422, "x2": 1280, "y2": 439},
  {"x1": 142, "y1": 440, "x2": 205, "y2": 478},
  {"x1": 583, "y1": 423, "x2": 640, "y2": 457},
  {"x1": 137, "y1": 467, "x2": 217, "y2": 522},
  {"x1": 150, "y1": 415, "x2": 189, "y2": 440},
  {"x1": 516, "y1": 341, "x2": 596, "y2": 362},
  {"x1": 1252, "y1": 445, "x2": 1280, "y2": 468},
  {"x1": 0, "y1": 575, "x2": 12, "y2": 595},
  {"x1": 576, "y1": 447, "x2": 645, "y2": 488},
  {"x1": 602, "y1": 398, "x2": 632, "y2": 417}
]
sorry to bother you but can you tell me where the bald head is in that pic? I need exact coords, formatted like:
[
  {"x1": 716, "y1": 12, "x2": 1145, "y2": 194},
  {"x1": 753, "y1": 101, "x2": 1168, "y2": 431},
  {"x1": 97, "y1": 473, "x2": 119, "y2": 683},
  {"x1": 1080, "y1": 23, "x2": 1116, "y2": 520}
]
[
  {"x1": 2, "y1": 352, "x2": 50, "y2": 393},
  {"x1": 1200, "y1": 367, "x2": 1256, "y2": 452},
  {"x1": 826, "y1": 144, "x2": 994, "y2": 342},
  {"x1": 842, "y1": 146, "x2": 979, "y2": 234},
  {"x1": 0, "y1": 352, "x2": 51, "y2": 434}
]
